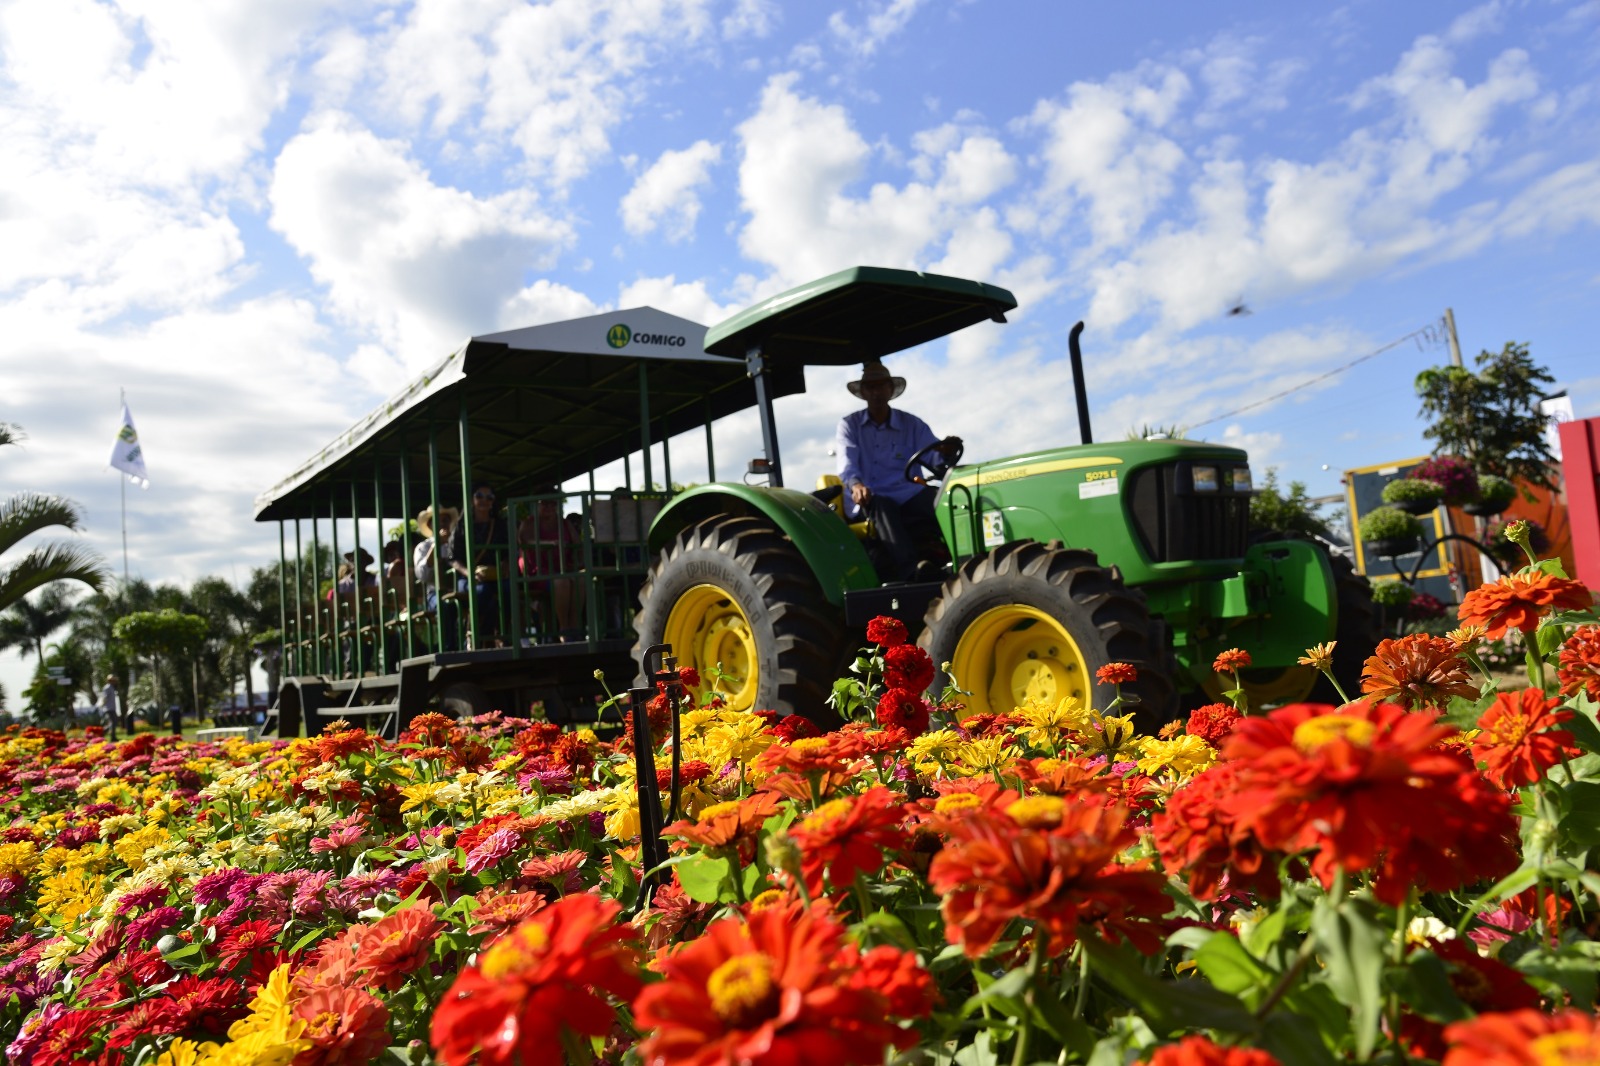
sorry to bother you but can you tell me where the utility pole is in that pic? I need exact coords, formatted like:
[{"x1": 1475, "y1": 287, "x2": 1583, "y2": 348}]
[{"x1": 1444, "y1": 308, "x2": 1464, "y2": 368}]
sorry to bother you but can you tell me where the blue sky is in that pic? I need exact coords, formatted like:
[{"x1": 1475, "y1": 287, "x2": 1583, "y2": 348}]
[{"x1": 2, "y1": 0, "x2": 1598, "y2": 699}]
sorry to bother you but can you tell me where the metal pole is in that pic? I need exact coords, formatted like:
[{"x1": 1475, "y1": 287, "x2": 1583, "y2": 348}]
[
  {"x1": 277, "y1": 522, "x2": 288, "y2": 691},
  {"x1": 704, "y1": 396, "x2": 716, "y2": 482},
  {"x1": 1444, "y1": 307, "x2": 1464, "y2": 368},
  {"x1": 293, "y1": 519, "x2": 304, "y2": 677},
  {"x1": 1068, "y1": 321, "x2": 1093, "y2": 446},
  {"x1": 351, "y1": 482, "x2": 366, "y2": 677},
  {"x1": 428, "y1": 421, "x2": 445, "y2": 651},
  {"x1": 399, "y1": 440, "x2": 414, "y2": 659},
  {"x1": 119, "y1": 387, "x2": 129, "y2": 585},
  {"x1": 310, "y1": 514, "x2": 323, "y2": 675},
  {"x1": 458, "y1": 393, "x2": 478, "y2": 647},
  {"x1": 745, "y1": 345, "x2": 783, "y2": 487},
  {"x1": 372, "y1": 461, "x2": 385, "y2": 674},
  {"x1": 330, "y1": 496, "x2": 342, "y2": 679}
]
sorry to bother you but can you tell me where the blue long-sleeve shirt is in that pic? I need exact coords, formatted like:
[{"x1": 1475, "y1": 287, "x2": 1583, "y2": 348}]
[{"x1": 837, "y1": 407, "x2": 939, "y2": 512}]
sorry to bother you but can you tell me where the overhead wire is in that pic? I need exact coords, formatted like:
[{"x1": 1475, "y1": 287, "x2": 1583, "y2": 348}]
[{"x1": 1187, "y1": 317, "x2": 1449, "y2": 431}]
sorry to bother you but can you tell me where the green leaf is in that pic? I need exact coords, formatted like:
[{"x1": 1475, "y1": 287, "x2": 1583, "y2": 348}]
[
  {"x1": 1309, "y1": 895, "x2": 1387, "y2": 1060},
  {"x1": 1261, "y1": 1010, "x2": 1339, "y2": 1066},
  {"x1": 859, "y1": 910, "x2": 919, "y2": 951},
  {"x1": 741, "y1": 861, "x2": 766, "y2": 898},
  {"x1": 952, "y1": 1031, "x2": 999, "y2": 1066},
  {"x1": 1241, "y1": 906, "x2": 1293, "y2": 961},
  {"x1": 1558, "y1": 781, "x2": 1600, "y2": 849},
  {"x1": 1514, "y1": 941, "x2": 1599, "y2": 1008},
  {"x1": 1080, "y1": 937, "x2": 1259, "y2": 1036},
  {"x1": 958, "y1": 966, "x2": 1032, "y2": 1019},
  {"x1": 608, "y1": 846, "x2": 639, "y2": 909},
  {"x1": 1397, "y1": 949, "x2": 1469, "y2": 1023},
  {"x1": 1537, "y1": 624, "x2": 1566, "y2": 658},
  {"x1": 1562, "y1": 705, "x2": 1600, "y2": 757},
  {"x1": 675, "y1": 853, "x2": 731, "y2": 903},
  {"x1": 1193, "y1": 931, "x2": 1274, "y2": 1002}
]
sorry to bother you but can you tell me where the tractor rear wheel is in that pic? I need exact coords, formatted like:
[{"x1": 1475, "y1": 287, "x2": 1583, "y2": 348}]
[
  {"x1": 633, "y1": 516, "x2": 845, "y2": 726},
  {"x1": 920, "y1": 540, "x2": 1176, "y2": 731}
]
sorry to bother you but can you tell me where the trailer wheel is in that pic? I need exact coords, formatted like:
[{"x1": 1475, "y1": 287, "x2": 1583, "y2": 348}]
[
  {"x1": 437, "y1": 682, "x2": 490, "y2": 721},
  {"x1": 921, "y1": 540, "x2": 1176, "y2": 730},
  {"x1": 634, "y1": 516, "x2": 846, "y2": 726}
]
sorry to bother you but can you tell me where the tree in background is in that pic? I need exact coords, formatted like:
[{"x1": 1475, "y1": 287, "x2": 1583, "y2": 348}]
[
  {"x1": 1414, "y1": 342, "x2": 1558, "y2": 490},
  {"x1": 0, "y1": 423, "x2": 108, "y2": 612},
  {"x1": 113, "y1": 609, "x2": 208, "y2": 719},
  {"x1": 1249, "y1": 469, "x2": 1342, "y2": 541},
  {"x1": 0, "y1": 584, "x2": 79, "y2": 663}
]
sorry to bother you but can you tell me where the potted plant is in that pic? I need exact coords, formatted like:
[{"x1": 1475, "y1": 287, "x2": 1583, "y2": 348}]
[
  {"x1": 1465, "y1": 474, "x2": 1517, "y2": 517},
  {"x1": 1411, "y1": 455, "x2": 1479, "y2": 507},
  {"x1": 1360, "y1": 506, "x2": 1424, "y2": 557},
  {"x1": 1381, "y1": 477, "x2": 1445, "y2": 515}
]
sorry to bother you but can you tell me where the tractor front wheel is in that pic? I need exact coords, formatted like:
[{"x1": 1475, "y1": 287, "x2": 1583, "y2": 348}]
[
  {"x1": 920, "y1": 540, "x2": 1176, "y2": 731},
  {"x1": 633, "y1": 516, "x2": 845, "y2": 726}
]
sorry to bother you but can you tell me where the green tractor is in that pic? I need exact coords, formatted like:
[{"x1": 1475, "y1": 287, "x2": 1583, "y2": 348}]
[{"x1": 633, "y1": 267, "x2": 1378, "y2": 726}]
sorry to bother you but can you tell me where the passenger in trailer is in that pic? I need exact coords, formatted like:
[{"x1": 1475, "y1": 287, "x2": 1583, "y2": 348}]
[
  {"x1": 517, "y1": 490, "x2": 583, "y2": 642},
  {"x1": 414, "y1": 505, "x2": 460, "y2": 651},
  {"x1": 452, "y1": 482, "x2": 509, "y2": 648}
]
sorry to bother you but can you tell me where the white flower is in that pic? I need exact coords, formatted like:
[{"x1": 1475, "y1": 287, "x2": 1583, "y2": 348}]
[{"x1": 1405, "y1": 915, "x2": 1457, "y2": 946}]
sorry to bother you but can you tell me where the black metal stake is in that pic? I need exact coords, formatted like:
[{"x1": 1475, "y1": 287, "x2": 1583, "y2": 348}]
[
  {"x1": 1068, "y1": 321, "x2": 1093, "y2": 445},
  {"x1": 629, "y1": 685, "x2": 666, "y2": 907}
]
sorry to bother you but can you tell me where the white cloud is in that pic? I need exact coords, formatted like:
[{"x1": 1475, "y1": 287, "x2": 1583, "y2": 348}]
[
  {"x1": 723, "y1": 0, "x2": 780, "y2": 39},
  {"x1": 619, "y1": 140, "x2": 724, "y2": 241},
  {"x1": 734, "y1": 74, "x2": 1018, "y2": 286},
  {"x1": 268, "y1": 113, "x2": 573, "y2": 365},
  {"x1": 617, "y1": 275, "x2": 741, "y2": 325},
  {"x1": 827, "y1": 0, "x2": 928, "y2": 58},
  {"x1": 500, "y1": 280, "x2": 603, "y2": 329}
]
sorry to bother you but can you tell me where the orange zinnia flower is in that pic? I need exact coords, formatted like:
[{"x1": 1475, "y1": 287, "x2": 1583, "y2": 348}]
[
  {"x1": 295, "y1": 985, "x2": 391, "y2": 1066},
  {"x1": 1186, "y1": 703, "x2": 1242, "y2": 746},
  {"x1": 1219, "y1": 702, "x2": 1518, "y2": 904},
  {"x1": 634, "y1": 907, "x2": 929, "y2": 1066},
  {"x1": 1212, "y1": 649, "x2": 1252, "y2": 673},
  {"x1": 1471, "y1": 688, "x2": 1581, "y2": 789},
  {"x1": 1558, "y1": 624, "x2": 1600, "y2": 703},
  {"x1": 1096, "y1": 662, "x2": 1138, "y2": 685},
  {"x1": 431, "y1": 893, "x2": 641, "y2": 1066},
  {"x1": 1359, "y1": 634, "x2": 1479, "y2": 710},
  {"x1": 1442, "y1": 1007, "x2": 1600, "y2": 1066},
  {"x1": 1457, "y1": 572, "x2": 1593, "y2": 639},
  {"x1": 351, "y1": 905, "x2": 443, "y2": 991},
  {"x1": 1151, "y1": 764, "x2": 1278, "y2": 902},
  {"x1": 928, "y1": 800, "x2": 1169, "y2": 957},
  {"x1": 789, "y1": 785, "x2": 911, "y2": 893},
  {"x1": 1142, "y1": 1035, "x2": 1283, "y2": 1065},
  {"x1": 664, "y1": 792, "x2": 783, "y2": 855}
]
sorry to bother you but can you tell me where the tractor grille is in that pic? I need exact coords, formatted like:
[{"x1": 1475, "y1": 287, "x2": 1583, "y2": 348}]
[{"x1": 1125, "y1": 463, "x2": 1251, "y2": 563}]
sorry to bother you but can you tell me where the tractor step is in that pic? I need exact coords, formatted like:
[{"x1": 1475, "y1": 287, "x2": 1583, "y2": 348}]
[{"x1": 842, "y1": 580, "x2": 944, "y2": 628}]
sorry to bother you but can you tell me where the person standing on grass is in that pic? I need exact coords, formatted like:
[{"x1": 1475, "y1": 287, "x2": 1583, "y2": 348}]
[{"x1": 100, "y1": 675, "x2": 120, "y2": 741}]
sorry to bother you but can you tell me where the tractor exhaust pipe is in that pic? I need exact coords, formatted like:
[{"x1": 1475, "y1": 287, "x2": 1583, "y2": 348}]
[{"x1": 1068, "y1": 321, "x2": 1093, "y2": 445}]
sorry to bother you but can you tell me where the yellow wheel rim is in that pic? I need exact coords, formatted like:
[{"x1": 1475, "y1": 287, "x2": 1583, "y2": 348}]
[
  {"x1": 950, "y1": 605, "x2": 1091, "y2": 717},
  {"x1": 1201, "y1": 665, "x2": 1318, "y2": 708},
  {"x1": 663, "y1": 584, "x2": 758, "y2": 713}
]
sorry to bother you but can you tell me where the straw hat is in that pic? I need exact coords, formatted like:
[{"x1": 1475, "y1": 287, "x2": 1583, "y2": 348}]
[
  {"x1": 342, "y1": 547, "x2": 376, "y2": 571},
  {"x1": 847, "y1": 360, "x2": 905, "y2": 400},
  {"x1": 416, "y1": 505, "x2": 460, "y2": 539}
]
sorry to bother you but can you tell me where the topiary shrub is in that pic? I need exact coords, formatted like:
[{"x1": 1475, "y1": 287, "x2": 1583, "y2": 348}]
[
  {"x1": 1360, "y1": 506, "x2": 1423, "y2": 543},
  {"x1": 1381, "y1": 478, "x2": 1445, "y2": 513},
  {"x1": 1468, "y1": 474, "x2": 1517, "y2": 516},
  {"x1": 1370, "y1": 580, "x2": 1416, "y2": 608},
  {"x1": 1411, "y1": 455, "x2": 1479, "y2": 506}
]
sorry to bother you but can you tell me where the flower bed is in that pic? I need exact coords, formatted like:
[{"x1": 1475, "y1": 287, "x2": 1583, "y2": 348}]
[{"x1": 2, "y1": 565, "x2": 1598, "y2": 1065}]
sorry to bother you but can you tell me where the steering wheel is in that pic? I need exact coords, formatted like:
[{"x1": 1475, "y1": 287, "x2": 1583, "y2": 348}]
[{"x1": 904, "y1": 437, "x2": 964, "y2": 486}]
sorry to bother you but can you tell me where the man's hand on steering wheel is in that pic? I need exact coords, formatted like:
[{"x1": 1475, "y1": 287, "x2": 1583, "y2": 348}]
[{"x1": 904, "y1": 436, "x2": 966, "y2": 486}]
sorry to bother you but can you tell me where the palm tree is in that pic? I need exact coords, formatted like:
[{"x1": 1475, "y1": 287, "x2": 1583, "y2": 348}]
[
  {"x1": 0, "y1": 423, "x2": 108, "y2": 612},
  {"x1": 0, "y1": 585, "x2": 79, "y2": 662}
]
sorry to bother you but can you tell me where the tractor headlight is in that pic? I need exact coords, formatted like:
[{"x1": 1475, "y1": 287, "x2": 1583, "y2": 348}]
[
  {"x1": 1232, "y1": 466, "x2": 1253, "y2": 493},
  {"x1": 1192, "y1": 465, "x2": 1219, "y2": 492}
]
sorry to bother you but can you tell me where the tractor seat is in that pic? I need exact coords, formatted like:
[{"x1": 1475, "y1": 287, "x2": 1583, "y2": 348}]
[{"x1": 814, "y1": 475, "x2": 874, "y2": 539}]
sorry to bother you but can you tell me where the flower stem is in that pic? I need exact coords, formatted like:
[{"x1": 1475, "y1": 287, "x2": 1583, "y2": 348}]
[
  {"x1": 1011, "y1": 929, "x2": 1046, "y2": 1066},
  {"x1": 1320, "y1": 667, "x2": 1350, "y2": 705},
  {"x1": 1071, "y1": 940, "x2": 1091, "y2": 1020}
]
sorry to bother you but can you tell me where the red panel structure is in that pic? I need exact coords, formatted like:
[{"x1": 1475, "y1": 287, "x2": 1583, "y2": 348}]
[{"x1": 1560, "y1": 416, "x2": 1600, "y2": 591}]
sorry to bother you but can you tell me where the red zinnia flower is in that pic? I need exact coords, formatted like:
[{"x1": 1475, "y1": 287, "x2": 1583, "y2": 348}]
[
  {"x1": 215, "y1": 918, "x2": 281, "y2": 971},
  {"x1": 789, "y1": 785, "x2": 911, "y2": 893},
  {"x1": 352, "y1": 904, "x2": 444, "y2": 991},
  {"x1": 770, "y1": 715, "x2": 823, "y2": 742},
  {"x1": 633, "y1": 907, "x2": 928, "y2": 1066},
  {"x1": 876, "y1": 688, "x2": 930, "y2": 736},
  {"x1": 884, "y1": 644, "x2": 935, "y2": 693},
  {"x1": 1151, "y1": 764, "x2": 1278, "y2": 902},
  {"x1": 1219, "y1": 702, "x2": 1518, "y2": 904},
  {"x1": 678, "y1": 665, "x2": 701, "y2": 689},
  {"x1": 1095, "y1": 662, "x2": 1138, "y2": 685},
  {"x1": 296, "y1": 985, "x2": 392, "y2": 1066},
  {"x1": 1212, "y1": 649, "x2": 1252, "y2": 673},
  {"x1": 315, "y1": 726, "x2": 373, "y2": 765},
  {"x1": 29, "y1": 1009, "x2": 103, "y2": 1066},
  {"x1": 431, "y1": 893, "x2": 641, "y2": 1066},
  {"x1": 1557, "y1": 624, "x2": 1600, "y2": 703},
  {"x1": 1142, "y1": 1035, "x2": 1282, "y2": 1065},
  {"x1": 1186, "y1": 703, "x2": 1242, "y2": 747},
  {"x1": 1442, "y1": 1007, "x2": 1600, "y2": 1065},
  {"x1": 866, "y1": 615, "x2": 908, "y2": 648},
  {"x1": 1471, "y1": 688, "x2": 1582, "y2": 789},
  {"x1": 1360, "y1": 634, "x2": 1479, "y2": 710},
  {"x1": 1457, "y1": 572, "x2": 1593, "y2": 639},
  {"x1": 928, "y1": 800, "x2": 1170, "y2": 957}
]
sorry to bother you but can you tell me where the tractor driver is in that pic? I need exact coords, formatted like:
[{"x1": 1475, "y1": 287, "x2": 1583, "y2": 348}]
[{"x1": 837, "y1": 360, "x2": 961, "y2": 583}]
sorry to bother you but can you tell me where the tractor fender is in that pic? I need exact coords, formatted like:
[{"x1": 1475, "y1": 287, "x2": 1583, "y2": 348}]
[{"x1": 649, "y1": 484, "x2": 878, "y2": 606}]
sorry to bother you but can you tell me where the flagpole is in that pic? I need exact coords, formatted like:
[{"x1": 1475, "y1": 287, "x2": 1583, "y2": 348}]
[{"x1": 120, "y1": 388, "x2": 129, "y2": 586}]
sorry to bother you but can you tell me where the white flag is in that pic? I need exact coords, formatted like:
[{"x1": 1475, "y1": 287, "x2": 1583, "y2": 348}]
[{"x1": 109, "y1": 403, "x2": 149, "y2": 488}]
